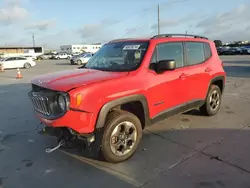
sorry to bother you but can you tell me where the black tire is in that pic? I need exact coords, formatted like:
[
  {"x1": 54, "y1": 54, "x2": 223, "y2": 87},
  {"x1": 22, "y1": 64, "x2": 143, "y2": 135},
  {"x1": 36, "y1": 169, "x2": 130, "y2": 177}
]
[
  {"x1": 77, "y1": 60, "x2": 82, "y2": 65},
  {"x1": 101, "y1": 110, "x2": 142, "y2": 163},
  {"x1": 24, "y1": 63, "x2": 31, "y2": 69},
  {"x1": 200, "y1": 85, "x2": 222, "y2": 116}
]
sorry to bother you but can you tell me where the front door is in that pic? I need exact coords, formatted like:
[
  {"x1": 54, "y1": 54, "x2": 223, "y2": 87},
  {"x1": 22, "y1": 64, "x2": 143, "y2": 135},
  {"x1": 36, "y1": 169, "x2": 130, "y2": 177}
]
[{"x1": 146, "y1": 42, "x2": 189, "y2": 118}]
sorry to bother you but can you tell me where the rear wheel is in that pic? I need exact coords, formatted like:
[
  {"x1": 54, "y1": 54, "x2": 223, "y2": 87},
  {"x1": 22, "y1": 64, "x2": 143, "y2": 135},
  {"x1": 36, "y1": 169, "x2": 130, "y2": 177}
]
[
  {"x1": 24, "y1": 63, "x2": 31, "y2": 69},
  {"x1": 101, "y1": 110, "x2": 142, "y2": 163},
  {"x1": 200, "y1": 85, "x2": 222, "y2": 116}
]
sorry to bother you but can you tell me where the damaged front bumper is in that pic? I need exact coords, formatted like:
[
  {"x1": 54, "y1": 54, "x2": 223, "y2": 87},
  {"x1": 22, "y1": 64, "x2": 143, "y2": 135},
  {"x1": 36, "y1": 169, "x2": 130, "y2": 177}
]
[{"x1": 39, "y1": 124, "x2": 103, "y2": 155}]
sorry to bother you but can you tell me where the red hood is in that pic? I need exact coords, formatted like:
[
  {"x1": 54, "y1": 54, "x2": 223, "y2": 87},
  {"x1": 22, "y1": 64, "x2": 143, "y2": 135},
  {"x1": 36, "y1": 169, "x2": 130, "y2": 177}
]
[{"x1": 31, "y1": 68, "x2": 129, "y2": 92}]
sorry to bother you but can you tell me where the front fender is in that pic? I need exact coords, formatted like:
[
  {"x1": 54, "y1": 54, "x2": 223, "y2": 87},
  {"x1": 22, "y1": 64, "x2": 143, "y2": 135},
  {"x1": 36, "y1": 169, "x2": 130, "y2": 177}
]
[{"x1": 95, "y1": 94, "x2": 150, "y2": 129}]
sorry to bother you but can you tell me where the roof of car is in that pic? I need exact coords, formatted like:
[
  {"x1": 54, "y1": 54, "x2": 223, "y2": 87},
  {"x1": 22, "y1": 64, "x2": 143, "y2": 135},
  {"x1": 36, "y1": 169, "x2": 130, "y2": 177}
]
[
  {"x1": 109, "y1": 34, "x2": 209, "y2": 43},
  {"x1": 109, "y1": 38, "x2": 150, "y2": 43}
]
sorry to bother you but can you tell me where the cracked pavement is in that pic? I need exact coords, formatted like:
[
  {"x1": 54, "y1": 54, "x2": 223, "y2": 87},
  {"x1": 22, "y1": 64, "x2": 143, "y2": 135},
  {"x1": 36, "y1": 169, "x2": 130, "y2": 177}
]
[{"x1": 0, "y1": 56, "x2": 250, "y2": 188}]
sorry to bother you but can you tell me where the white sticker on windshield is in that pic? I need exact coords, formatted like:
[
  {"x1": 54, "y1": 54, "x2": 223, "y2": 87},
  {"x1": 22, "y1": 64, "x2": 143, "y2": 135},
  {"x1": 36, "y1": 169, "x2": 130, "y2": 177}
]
[{"x1": 123, "y1": 45, "x2": 140, "y2": 50}]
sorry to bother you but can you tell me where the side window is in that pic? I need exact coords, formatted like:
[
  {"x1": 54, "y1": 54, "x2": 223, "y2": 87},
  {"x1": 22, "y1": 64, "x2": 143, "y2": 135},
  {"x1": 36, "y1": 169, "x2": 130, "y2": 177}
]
[
  {"x1": 17, "y1": 57, "x2": 26, "y2": 60},
  {"x1": 186, "y1": 42, "x2": 205, "y2": 66},
  {"x1": 203, "y1": 43, "x2": 212, "y2": 60},
  {"x1": 150, "y1": 42, "x2": 184, "y2": 68},
  {"x1": 150, "y1": 50, "x2": 157, "y2": 64},
  {"x1": 6, "y1": 57, "x2": 14, "y2": 61}
]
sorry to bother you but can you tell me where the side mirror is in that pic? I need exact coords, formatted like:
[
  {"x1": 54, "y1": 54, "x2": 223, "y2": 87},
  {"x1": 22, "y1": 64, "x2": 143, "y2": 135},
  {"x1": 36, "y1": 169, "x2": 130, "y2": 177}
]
[{"x1": 156, "y1": 60, "x2": 176, "y2": 73}]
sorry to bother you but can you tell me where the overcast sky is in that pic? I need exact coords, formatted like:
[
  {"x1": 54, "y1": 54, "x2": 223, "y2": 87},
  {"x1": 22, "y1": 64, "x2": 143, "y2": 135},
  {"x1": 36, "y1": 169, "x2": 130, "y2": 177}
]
[{"x1": 0, "y1": 0, "x2": 249, "y2": 48}]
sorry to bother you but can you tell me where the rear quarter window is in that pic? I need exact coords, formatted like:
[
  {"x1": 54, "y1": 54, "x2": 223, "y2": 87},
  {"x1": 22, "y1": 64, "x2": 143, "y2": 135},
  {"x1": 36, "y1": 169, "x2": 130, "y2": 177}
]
[
  {"x1": 186, "y1": 42, "x2": 205, "y2": 66},
  {"x1": 203, "y1": 42, "x2": 212, "y2": 60}
]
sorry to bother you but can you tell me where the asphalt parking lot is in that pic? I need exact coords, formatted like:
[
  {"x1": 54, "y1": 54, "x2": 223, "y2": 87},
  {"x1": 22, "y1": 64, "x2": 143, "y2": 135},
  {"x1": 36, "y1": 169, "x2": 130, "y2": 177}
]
[{"x1": 0, "y1": 55, "x2": 250, "y2": 188}]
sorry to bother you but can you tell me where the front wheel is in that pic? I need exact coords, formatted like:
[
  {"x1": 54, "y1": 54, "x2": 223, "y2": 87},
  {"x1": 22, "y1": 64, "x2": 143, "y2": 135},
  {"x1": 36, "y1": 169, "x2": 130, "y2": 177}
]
[
  {"x1": 200, "y1": 85, "x2": 222, "y2": 116},
  {"x1": 76, "y1": 60, "x2": 82, "y2": 65},
  {"x1": 101, "y1": 110, "x2": 142, "y2": 163}
]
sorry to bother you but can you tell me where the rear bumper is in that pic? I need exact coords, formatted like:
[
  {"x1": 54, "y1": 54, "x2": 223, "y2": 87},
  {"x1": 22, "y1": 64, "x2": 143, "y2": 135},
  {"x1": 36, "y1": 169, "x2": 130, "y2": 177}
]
[{"x1": 36, "y1": 109, "x2": 96, "y2": 134}]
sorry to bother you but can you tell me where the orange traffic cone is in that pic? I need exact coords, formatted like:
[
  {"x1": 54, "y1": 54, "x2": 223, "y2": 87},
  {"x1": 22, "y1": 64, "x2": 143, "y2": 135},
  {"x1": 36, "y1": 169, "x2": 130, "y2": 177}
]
[
  {"x1": 16, "y1": 68, "x2": 22, "y2": 79},
  {"x1": 0, "y1": 64, "x2": 4, "y2": 72}
]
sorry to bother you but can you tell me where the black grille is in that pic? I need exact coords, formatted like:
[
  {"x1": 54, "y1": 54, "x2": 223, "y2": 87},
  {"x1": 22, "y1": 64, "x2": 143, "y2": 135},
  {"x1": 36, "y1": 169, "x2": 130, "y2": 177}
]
[
  {"x1": 29, "y1": 92, "x2": 51, "y2": 116},
  {"x1": 29, "y1": 84, "x2": 68, "y2": 119}
]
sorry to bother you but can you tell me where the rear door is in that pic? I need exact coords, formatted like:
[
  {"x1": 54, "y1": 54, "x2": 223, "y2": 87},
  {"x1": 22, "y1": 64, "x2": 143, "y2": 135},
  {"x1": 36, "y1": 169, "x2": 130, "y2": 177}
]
[
  {"x1": 16, "y1": 57, "x2": 27, "y2": 67},
  {"x1": 184, "y1": 42, "x2": 212, "y2": 105}
]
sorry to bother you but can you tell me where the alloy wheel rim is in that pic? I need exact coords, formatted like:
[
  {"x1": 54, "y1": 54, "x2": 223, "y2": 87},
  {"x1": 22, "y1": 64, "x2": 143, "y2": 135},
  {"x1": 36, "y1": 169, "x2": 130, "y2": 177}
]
[
  {"x1": 110, "y1": 121, "x2": 137, "y2": 156},
  {"x1": 209, "y1": 90, "x2": 220, "y2": 111}
]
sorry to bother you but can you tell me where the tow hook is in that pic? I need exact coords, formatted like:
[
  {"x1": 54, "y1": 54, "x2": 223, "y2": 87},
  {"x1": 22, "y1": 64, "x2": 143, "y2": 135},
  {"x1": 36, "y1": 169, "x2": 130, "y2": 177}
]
[{"x1": 45, "y1": 140, "x2": 65, "y2": 153}]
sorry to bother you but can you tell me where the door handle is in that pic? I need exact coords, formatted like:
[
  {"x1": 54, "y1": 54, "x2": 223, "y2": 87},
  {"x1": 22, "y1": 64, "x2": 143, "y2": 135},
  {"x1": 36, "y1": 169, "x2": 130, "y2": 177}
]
[
  {"x1": 205, "y1": 67, "x2": 212, "y2": 72},
  {"x1": 179, "y1": 73, "x2": 188, "y2": 79}
]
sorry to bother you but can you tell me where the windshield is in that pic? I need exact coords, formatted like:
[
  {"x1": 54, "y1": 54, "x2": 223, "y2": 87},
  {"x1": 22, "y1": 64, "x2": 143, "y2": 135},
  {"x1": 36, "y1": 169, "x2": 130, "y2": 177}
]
[{"x1": 84, "y1": 41, "x2": 149, "y2": 72}]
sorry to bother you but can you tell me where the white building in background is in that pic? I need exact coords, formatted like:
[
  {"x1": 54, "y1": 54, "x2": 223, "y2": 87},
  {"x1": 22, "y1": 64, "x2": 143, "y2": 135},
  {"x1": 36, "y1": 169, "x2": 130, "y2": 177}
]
[{"x1": 60, "y1": 44, "x2": 102, "y2": 54}]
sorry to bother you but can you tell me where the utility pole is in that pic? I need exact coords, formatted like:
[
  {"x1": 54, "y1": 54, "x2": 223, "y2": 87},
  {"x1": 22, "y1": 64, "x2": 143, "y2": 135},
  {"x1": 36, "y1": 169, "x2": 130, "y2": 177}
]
[
  {"x1": 32, "y1": 33, "x2": 35, "y2": 47},
  {"x1": 157, "y1": 4, "x2": 160, "y2": 35}
]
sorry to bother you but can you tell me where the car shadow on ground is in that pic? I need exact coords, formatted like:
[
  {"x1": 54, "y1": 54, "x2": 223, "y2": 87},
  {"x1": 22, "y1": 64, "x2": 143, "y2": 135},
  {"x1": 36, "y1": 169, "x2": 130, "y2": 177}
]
[{"x1": 55, "y1": 62, "x2": 73, "y2": 65}]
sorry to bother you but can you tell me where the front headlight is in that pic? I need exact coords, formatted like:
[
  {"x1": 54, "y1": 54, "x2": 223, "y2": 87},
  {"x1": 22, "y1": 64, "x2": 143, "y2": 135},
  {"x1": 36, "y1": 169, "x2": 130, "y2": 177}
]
[{"x1": 57, "y1": 95, "x2": 66, "y2": 111}]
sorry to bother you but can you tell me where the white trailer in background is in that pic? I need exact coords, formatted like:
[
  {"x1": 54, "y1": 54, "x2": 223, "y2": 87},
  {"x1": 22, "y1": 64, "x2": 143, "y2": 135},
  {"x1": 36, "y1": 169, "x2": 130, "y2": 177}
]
[
  {"x1": 0, "y1": 46, "x2": 44, "y2": 58},
  {"x1": 60, "y1": 44, "x2": 102, "y2": 54}
]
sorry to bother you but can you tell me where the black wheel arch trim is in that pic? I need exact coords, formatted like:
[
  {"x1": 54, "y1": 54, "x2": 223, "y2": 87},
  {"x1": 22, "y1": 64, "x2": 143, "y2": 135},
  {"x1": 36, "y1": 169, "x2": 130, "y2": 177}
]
[
  {"x1": 95, "y1": 94, "x2": 150, "y2": 129},
  {"x1": 208, "y1": 75, "x2": 225, "y2": 94}
]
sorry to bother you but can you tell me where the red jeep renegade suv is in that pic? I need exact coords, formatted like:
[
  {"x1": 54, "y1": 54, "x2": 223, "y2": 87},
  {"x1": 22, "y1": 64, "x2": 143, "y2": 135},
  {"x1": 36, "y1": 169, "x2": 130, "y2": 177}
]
[{"x1": 28, "y1": 34, "x2": 226, "y2": 163}]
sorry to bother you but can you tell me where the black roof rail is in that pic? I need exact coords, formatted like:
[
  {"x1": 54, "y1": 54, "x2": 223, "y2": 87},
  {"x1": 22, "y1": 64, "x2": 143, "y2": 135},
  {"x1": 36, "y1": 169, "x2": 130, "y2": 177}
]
[
  {"x1": 151, "y1": 33, "x2": 208, "y2": 40},
  {"x1": 109, "y1": 38, "x2": 137, "y2": 43}
]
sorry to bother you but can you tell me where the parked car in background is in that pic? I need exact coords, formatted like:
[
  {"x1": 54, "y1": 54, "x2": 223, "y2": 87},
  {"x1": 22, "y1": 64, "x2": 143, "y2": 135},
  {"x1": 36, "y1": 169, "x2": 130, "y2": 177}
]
[
  {"x1": 217, "y1": 46, "x2": 243, "y2": 55},
  {"x1": 37, "y1": 53, "x2": 54, "y2": 60},
  {"x1": 70, "y1": 52, "x2": 93, "y2": 65},
  {"x1": 22, "y1": 55, "x2": 37, "y2": 61},
  {"x1": 70, "y1": 52, "x2": 86, "y2": 64},
  {"x1": 52, "y1": 52, "x2": 71, "y2": 59},
  {"x1": 240, "y1": 47, "x2": 250, "y2": 55},
  {"x1": 224, "y1": 47, "x2": 242, "y2": 55},
  {"x1": 216, "y1": 47, "x2": 224, "y2": 55},
  {"x1": 0, "y1": 56, "x2": 36, "y2": 69},
  {"x1": 71, "y1": 52, "x2": 81, "y2": 56}
]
